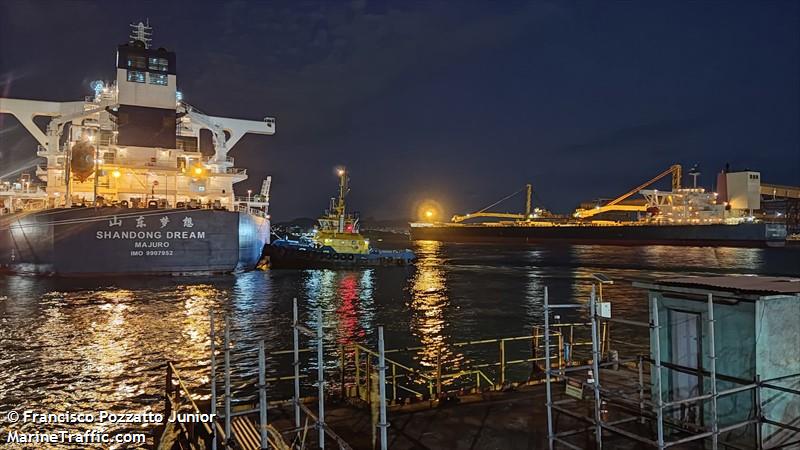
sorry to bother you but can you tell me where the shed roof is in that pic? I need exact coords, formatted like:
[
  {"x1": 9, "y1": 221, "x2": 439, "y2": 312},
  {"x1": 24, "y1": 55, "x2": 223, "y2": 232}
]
[{"x1": 652, "y1": 276, "x2": 800, "y2": 296}]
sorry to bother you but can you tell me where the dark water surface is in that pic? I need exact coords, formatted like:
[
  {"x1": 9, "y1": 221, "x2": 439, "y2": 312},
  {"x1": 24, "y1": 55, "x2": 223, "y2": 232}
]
[{"x1": 1, "y1": 242, "x2": 798, "y2": 446}]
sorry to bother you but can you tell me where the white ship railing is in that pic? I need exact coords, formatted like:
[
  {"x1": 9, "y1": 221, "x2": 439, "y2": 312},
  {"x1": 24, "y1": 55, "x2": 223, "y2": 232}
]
[{"x1": 235, "y1": 204, "x2": 268, "y2": 218}]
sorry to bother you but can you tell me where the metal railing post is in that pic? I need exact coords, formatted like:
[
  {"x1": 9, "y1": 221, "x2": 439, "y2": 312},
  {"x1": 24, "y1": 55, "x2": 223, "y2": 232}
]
[
  {"x1": 377, "y1": 326, "x2": 389, "y2": 450},
  {"x1": 651, "y1": 294, "x2": 665, "y2": 450},
  {"x1": 638, "y1": 355, "x2": 645, "y2": 425},
  {"x1": 544, "y1": 286, "x2": 555, "y2": 450},
  {"x1": 392, "y1": 363, "x2": 397, "y2": 402},
  {"x1": 210, "y1": 312, "x2": 218, "y2": 450},
  {"x1": 340, "y1": 344, "x2": 346, "y2": 400},
  {"x1": 707, "y1": 294, "x2": 719, "y2": 450},
  {"x1": 436, "y1": 349, "x2": 443, "y2": 397},
  {"x1": 292, "y1": 298, "x2": 301, "y2": 429},
  {"x1": 165, "y1": 362, "x2": 173, "y2": 424},
  {"x1": 316, "y1": 307, "x2": 325, "y2": 450},
  {"x1": 258, "y1": 340, "x2": 269, "y2": 449},
  {"x1": 355, "y1": 345, "x2": 361, "y2": 398},
  {"x1": 590, "y1": 285, "x2": 603, "y2": 449},
  {"x1": 500, "y1": 339, "x2": 506, "y2": 385},
  {"x1": 755, "y1": 375, "x2": 763, "y2": 449},
  {"x1": 224, "y1": 317, "x2": 232, "y2": 448}
]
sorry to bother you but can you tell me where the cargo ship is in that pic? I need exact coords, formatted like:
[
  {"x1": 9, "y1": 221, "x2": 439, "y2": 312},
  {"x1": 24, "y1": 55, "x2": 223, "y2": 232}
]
[
  {"x1": 0, "y1": 22, "x2": 275, "y2": 275},
  {"x1": 264, "y1": 167, "x2": 415, "y2": 269},
  {"x1": 410, "y1": 165, "x2": 789, "y2": 248}
]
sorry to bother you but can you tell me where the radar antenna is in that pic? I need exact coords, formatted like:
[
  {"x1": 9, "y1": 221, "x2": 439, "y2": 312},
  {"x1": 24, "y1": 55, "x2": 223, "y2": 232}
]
[{"x1": 129, "y1": 19, "x2": 152, "y2": 48}]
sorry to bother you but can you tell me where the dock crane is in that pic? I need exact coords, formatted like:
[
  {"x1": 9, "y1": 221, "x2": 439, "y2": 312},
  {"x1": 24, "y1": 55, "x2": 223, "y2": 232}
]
[
  {"x1": 451, "y1": 184, "x2": 533, "y2": 223},
  {"x1": 573, "y1": 164, "x2": 682, "y2": 219}
]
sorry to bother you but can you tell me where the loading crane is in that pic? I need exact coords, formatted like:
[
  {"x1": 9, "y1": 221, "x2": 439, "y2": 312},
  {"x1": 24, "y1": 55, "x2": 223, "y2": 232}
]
[
  {"x1": 451, "y1": 184, "x2": 533, "y2": 223},
  {"x1": 573, "y1": 164, "x2": 682, "y2": 219}
]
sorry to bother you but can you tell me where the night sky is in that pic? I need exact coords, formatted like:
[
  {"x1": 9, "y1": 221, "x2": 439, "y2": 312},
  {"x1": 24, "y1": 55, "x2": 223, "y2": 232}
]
[{"x1": 1, "y1": 1, "x2": 798, "y2": 221}]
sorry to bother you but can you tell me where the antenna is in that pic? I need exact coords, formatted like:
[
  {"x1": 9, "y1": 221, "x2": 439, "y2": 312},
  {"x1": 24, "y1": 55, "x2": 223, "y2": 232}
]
[
  {"x1": 129, "y1": 19, "x2": 153, "y2": 48},
  {"x1": 689, "y1": 164, "x2": 701, "y2": 189}
]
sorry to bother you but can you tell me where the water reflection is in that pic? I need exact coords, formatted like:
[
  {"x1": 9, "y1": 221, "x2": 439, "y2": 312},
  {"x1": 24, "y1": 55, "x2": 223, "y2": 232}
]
[
  {"x1": 0, "y1": 243, "x2": 795, "y2": 448},
  {"x1": 409, "y1": 241, "x2": 464, "y2": 371},
  {"x1": 304, "y1": 270, "x2": 375, "y2": 348}
]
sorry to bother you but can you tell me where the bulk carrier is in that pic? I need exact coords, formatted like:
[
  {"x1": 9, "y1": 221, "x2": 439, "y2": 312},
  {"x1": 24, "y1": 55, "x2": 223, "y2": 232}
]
[
  {"x1": 0, "y1": 22, "x2": 275, "y2": 275},
  {"x1": 410, "y1": 165, "x2": 789, "y2": 247}
]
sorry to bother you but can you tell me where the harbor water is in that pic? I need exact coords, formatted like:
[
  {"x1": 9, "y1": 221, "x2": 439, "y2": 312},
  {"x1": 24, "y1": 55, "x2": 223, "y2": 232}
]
[{"x1": 1, "y1": 242, "x2": 798, "y2": 446}]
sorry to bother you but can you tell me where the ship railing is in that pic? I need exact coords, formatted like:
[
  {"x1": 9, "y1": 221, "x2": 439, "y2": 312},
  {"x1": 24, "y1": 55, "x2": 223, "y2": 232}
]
[
  {"x1": 205, "y1": 156, "x2": 235, "y2": 164},
  {"x1": 235, "y1": 204, "x2": 268, "y2": 218}
]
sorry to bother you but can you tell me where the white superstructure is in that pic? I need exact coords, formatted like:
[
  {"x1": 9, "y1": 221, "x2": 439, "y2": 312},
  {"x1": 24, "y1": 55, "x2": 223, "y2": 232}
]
[{"x1": 0, "y1": 21, "x2": 275, "y2": 215}]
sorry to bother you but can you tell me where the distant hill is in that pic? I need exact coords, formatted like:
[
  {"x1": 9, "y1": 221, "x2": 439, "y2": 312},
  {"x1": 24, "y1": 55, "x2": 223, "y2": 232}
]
[{"x1": 274, "y1": 216, "x2": 412, "y2": 232}]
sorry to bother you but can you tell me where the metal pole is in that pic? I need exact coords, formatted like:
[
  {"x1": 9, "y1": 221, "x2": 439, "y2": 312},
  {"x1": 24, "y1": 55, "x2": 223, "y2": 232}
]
[
  {"x1": 755, "y1": 375, "x2": 763, "y2": 450},
  {"x1": 378, "y1": 326, "x2": 389, "y2": 450},
  {"x1": 707, "y1": 294, "x2": 719, "y2": 450},
  {"x1": 589, "y1": 285, "x2": 603, "y2": 449},
  {"x1": 292, "y1": 298, "x2": 301, "y2": 429},
  {"x1": 210, "y1": 312, "x2": 218, "y2": 450},
  {"x1": 224, "y1": 317, "x2": 232, "y2": 448},
  {"x1": 259, "y1": 340, "x2": 269, "y2": 449},
  {"x1": 544, "y1": 286, "x2": 555, "y2": 450},
  {"x1": 500, "y1": 339, "x2": 506, "y2": 385},
  {"x1": 651, "y1": 294, "x2": 665, "y2": 450},
  {"x1": 638, "y1": 355, "x2": 645, "y2": 425},
  {"x1": 316, "y1": 307, "x2": 325, "y2": 450}
]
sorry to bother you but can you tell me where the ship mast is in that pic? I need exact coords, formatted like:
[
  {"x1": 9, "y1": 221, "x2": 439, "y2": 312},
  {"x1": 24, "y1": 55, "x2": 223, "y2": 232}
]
[{"x1": 335, "y1": 167, "x2": 349, "y2": 217}]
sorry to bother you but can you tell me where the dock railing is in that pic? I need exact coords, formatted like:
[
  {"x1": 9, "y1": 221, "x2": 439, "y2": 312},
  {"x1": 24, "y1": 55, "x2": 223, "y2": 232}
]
[{"x1": 160, "y1": 292, "x2": 615, "y2": 450}]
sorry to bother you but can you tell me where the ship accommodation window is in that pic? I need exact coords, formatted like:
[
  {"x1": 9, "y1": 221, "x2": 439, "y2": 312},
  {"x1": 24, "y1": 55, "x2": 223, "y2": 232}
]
[
  {"x1": 149, "y1": 73, "x2": 168, "y2": 86},
  {"x1": 127, "y1": 70, "x2": 146, "y2": 83},
  {"x1": 127, "y1": 56, "x2": 147, "y2": 69},
  {"x1": 148, "y1": 57, "x2": 169, "y2": 72}
]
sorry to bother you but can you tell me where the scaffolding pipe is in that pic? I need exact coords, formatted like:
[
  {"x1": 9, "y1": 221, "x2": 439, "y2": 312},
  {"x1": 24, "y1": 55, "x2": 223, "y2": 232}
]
[
  {"x1": 707, "y1": 293, "x2": 719, "y2": 450},
  {"x1": 377, "y1": 326, "x2": 388, "y2": 450},
  {"x1": 651, "y1": 294, "x2": 665, "y2": 449},
  {"x1": 292, "y1": 298, "x2": 301, "y2": 429},
  {"x1": 224, "y1": 317, "x2": 232, "y2": 448},
  {"x1": 755, "y1": 375, "x2": 763, "y2": 450},
  {"x1": 544, "y1": 286, "x2": 554, "y2": 450},
  {"x1": 638, "y1": 355, "x2": 645, "y2": 425},
  {"x1": 589, "y1": 286, "x2": 603, "y2": 449},
  {"x1": 316, "y1": 307, "x2": 325, "y2": 449},
  {"x1": 258, "y1": 340, "x2": 269, "y2": 449},
  {"x1": 210, "y1": 312, "x2": 218, "y2": 450}
]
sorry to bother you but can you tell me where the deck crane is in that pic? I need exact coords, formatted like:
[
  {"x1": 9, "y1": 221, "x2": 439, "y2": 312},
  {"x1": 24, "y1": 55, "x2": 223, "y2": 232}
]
[
  {"x1": 573, "y1": 164, "x2": 682, "y2": 219},
  {"x1": 451, "y1": 184, "x2": 533, "y2": 223}
]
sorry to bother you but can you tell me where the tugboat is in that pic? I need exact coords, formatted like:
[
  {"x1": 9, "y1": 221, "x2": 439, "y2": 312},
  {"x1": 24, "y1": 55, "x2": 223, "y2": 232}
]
[{"x1": 263, "y1": 167, "x2": 415, "y2": 269}]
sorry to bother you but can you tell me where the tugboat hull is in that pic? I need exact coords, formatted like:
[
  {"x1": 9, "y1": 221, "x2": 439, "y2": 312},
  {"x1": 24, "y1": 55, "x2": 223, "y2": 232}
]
[{"x1": 263, "y1": 244, "x2": 414, "y2": 269}]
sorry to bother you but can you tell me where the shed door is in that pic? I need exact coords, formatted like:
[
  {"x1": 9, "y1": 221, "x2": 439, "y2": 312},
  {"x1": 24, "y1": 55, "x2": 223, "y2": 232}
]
[{"x1": 669, "y1": 310, "x2": 701, "y2": 424}]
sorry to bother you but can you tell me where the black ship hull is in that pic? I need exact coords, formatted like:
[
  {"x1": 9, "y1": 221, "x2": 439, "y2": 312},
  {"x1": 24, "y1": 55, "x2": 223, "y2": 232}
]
[
  {"x1": 409, "y1": 222, "x2": 787, "y2": 248},
  {"x1": 0, "y1": 208, "x2": 269, "y2": 275},
  {"x1": 263, "y1": 244, "x2": 415, "y2": 270}
]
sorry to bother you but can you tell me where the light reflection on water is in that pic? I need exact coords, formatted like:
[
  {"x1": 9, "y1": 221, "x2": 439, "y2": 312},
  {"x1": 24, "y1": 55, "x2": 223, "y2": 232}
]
[{"x1": 0, "y1": 243, "x2": 797, "y2": 446}]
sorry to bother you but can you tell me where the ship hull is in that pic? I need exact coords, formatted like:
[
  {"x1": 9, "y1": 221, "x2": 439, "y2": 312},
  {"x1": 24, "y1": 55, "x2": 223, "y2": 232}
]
[
  {"x1": 409, "y1": 223, "x2": 787, "y2": 248},
  {"x1": 263, "y1": 244, "x2": 415, "y2": 270},
  {"x1": 0, "y1": 208, "x2": 269, "y2": 275}
]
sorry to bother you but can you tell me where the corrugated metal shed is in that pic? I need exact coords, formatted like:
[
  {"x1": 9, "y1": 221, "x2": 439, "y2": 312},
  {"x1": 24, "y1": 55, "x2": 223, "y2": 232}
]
[{"x1": 659, "y1": 276, "x2": 800, "y2": 296}]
